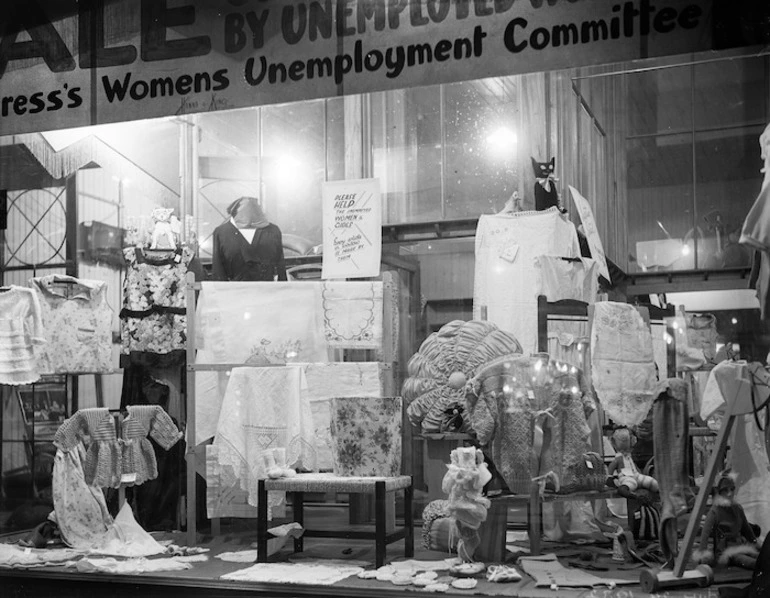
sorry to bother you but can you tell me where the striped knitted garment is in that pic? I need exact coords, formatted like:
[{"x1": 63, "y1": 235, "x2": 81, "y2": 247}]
[{"x1": 54, "y1": 406, "x2": 182, "y2": 488}]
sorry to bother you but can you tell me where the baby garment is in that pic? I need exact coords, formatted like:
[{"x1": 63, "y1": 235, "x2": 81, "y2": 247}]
[
  {"x1": 518, "y1": 554, "x2": 633, "y2": 588},
  {"x1": 590, "y1": 302, "x2": 657, "y2": 426},
  {"x1": 534, "y1": 255, "x2": 599, "y2": 303},
  {"x1": 53, "y1": 406, "x2": 182, "y2": 488},
  {"x1": 54, "y1": 408, "x2": 121, "y2": 488},
  {"x1": 211, "y1": 366, "x2": 316, "y2": 519},
  {"x1": 0, "y1": 285, "x2": 46, "y2": 385},
  {"x1": 120, "y1": 246, "x2": 194, "y2": 365},
  {"x1": 466, "y1": 354, "x2": 594, "y2": 494},
  {"x1": 29, "y1": 275, "x2": 114, "y2": 374},
  {"x1": 473, "y1": 208, "x2": 581, "y2": 354},
  {"x1": 52, "y1": 444, "x2": 113, "y2": 549},
  {"x1": 120, "y1": 404, "x2": 183, "y2": 485}
]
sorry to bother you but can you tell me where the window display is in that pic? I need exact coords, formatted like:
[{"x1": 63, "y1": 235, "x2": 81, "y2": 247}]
[{"x1": 2, "y1": 2, "x2": 770, "y2": 597}]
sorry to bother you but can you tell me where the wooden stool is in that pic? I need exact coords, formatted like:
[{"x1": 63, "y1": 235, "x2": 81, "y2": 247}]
[{"x1": 256, "y1": 473, "x2": 414, "y2": 568}]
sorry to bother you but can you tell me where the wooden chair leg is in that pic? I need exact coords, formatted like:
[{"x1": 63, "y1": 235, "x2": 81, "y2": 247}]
[
  {"x1": 375, "y1": 482, "x2": 386, "y2": 568},
  {"x1": 256, "y1": 479, "x2": 268, "y2": 562},
  {"x1": 404, "y1": 482, "x2": 414, "y2": 558}
]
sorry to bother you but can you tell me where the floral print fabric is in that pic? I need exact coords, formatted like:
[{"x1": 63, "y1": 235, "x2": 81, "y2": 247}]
[
  {"x1": 30, "y1": 275, "x2": 114, "y2": 374},
  {"x1": 329, "y1": 396, "x2": 402, "y2": 477},
  {"x1": 120, "y1": 246, "x2": 193, "y2": 361},
  {"x1": 52, "y1": 444, "x2": 113, "y2": 549},
  {"x1": 0, "y1": 286, "x2": 46, "y2": 385}
]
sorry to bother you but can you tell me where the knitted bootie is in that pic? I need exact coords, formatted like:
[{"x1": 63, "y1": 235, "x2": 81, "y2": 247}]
[{"x1": 261, "y1": 449, "x2": 284, "y2": 479}]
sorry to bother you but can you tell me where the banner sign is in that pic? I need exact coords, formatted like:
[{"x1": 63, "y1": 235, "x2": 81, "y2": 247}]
[
  {"x1": 569, "y1": 185, "x2": 610, "y2": 283},
  {"x1": 322, "y1": 178, "x2": 382, "y2": 279},
  {"x1": 0, "y1": 0, "x2": 719, "y2": 135}
]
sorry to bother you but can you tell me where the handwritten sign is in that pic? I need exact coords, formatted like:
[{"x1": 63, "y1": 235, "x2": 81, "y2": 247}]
[
  {"x1": 322, "y1": 178, "x2": 381, "y2": 279},
  {"x1": 569, "y1": 185, "x2": 611, "y2": 283}
]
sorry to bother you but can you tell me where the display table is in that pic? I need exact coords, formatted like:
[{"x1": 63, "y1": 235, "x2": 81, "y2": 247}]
[{"x1": 256, "y1": 473, "x2": 414, "y2": 568}]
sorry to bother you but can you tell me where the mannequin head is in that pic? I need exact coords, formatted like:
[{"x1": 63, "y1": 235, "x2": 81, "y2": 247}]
[{"x1": 227, "y1": 196, "x2": 267, "y2": 228}]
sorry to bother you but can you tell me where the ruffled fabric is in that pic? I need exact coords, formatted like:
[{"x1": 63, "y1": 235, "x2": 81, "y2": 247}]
[
  {"x1": 441, "y1": 447, "x2": 491, "y2": 562},
  {"x1": 403, "y1": 319, "x2": 521, "y2": 434}
]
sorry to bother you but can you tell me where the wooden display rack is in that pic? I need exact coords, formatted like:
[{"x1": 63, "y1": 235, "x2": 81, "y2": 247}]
[{"x1": 183, "y1": 272, "x2": 399, "y2": 546}]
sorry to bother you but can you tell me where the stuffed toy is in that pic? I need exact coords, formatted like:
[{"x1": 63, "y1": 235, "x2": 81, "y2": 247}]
[
  {"x1": 694, "y1": 470, "x2": 761, "y2": 569},
  {"x1": 531, "y1": 156, "x2": 560, "y2": 211},
  {"x1": 150, "y1": 207, "x2": 182, "y2": 250},
  {"x1": 607, "y1": 427, "x2": 659, "y2": 497}
]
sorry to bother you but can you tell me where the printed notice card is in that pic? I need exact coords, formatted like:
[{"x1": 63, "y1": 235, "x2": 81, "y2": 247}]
[{"x1": 322, "y1": 178, "x2": 382, "y2": 279}]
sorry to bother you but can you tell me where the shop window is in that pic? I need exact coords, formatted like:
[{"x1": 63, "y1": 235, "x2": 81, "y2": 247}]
[{"x1": 623, "y1": 55, "x2": 768, "y2": 273}]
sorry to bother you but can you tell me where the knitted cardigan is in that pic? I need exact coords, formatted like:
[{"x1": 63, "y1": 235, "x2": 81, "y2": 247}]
[{"x1": 54, "y1": 406, "x2": 182, "y2": 488}]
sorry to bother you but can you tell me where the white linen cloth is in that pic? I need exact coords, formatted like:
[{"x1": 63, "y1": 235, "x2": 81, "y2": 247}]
[
  {"x1": 206, "y1": 362, "x2": 384, "y2": 518},
  {"x1": 194, "y1": 281, "x2": 384, "y2": 444},
  {"x1": 221, "y1": 562, "x2": 364, "y2": 584},
  {"x1": 590, "y1": 302, "x2": 657, "y2": 426},
  {"x1": 0, "y1": 544, "x2": 80, "y2": 568},
  {"x1": 534, "y1": 255, "x2": 599, "y2": 303},
  {"x1": 211, "y1": 366, "x2": 316, "y2": 519},
  {"x1": 473, "y1": 208, "x2": 580, "y2": 354}
]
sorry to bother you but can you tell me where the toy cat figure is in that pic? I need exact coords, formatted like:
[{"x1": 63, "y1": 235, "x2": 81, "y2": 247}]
[{"x1": 531, "y1": 156, "x2": 560, "y2": 211}]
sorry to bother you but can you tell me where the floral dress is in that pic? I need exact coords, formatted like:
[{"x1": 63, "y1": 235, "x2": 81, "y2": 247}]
[
  {"x1": 120, "y1": 246, "x2": 193, "y2": 366},
  {"x1": 29, "y1": 275, "x2": 114, "y2": 374}
]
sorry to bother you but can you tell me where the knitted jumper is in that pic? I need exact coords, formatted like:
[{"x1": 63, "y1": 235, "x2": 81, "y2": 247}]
[
  {"x1": 54, "y1": 406, "x2": 182, "y2": 488},
  {"x1": 466, "y1": 354, "x2": 595, "y2": 494}
]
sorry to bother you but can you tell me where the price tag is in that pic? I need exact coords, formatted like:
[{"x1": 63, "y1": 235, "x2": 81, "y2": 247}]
[
  {"x1": 585, "y1": 459, "x2": 594, "y2": 469},
  {"x1": 121, "y1": 473, "x2": 137, "y2": 484}
]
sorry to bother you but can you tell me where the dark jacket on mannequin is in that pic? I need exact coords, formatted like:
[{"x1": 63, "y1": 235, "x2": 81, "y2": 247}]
[{"x1": 211, "y1": 220, "x2": 287, "y2": 281}]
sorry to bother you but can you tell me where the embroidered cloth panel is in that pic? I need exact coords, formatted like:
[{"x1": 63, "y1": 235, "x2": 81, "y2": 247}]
[
  {"x1": 194, "y1": 281, "x2": 384, "y2": 444},
  {"x1": 590, "y1": 302, "x2": 657, "y2": 426}
]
